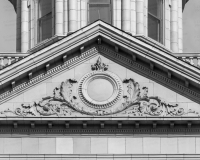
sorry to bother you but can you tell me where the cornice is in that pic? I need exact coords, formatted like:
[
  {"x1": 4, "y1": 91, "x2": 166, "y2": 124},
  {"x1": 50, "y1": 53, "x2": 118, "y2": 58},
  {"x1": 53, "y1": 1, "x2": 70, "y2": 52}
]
[
  {"x1": 0, "y1": 21, "x2": 200, "y2": 105},
  {"x1": 0, "y1": 154, "x2": 200, "y2": 159},
  {"x1": 0, "y1": 117, "x2": 200, "y2": 135},
  {"x1": 99, "y1": 46, "x2": 200, "y2": 103}
]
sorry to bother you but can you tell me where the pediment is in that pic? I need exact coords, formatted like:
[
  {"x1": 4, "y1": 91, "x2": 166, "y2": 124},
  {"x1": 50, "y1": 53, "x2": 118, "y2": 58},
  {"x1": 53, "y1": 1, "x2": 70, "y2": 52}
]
[
  {"x1": 1, "y1": 54, "x2": 200, "y2": 118},
  {"x1": 0, "y1": 21, "x2": 200, "y2": 119}
]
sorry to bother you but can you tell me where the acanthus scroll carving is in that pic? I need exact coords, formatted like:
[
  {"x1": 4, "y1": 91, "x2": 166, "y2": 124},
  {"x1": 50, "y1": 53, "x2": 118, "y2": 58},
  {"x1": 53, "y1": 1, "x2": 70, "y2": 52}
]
[{"x1": 122, "y1": 79, "x2": 197, "y2": 116}]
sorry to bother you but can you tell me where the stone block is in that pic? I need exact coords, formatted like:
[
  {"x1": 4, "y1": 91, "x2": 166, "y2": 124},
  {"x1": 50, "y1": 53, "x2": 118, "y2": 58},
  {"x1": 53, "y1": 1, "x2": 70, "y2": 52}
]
[
  {"x1": 127, "y1": 69, "x2": 149, "y2": 83},
  {"x1": 10, "y1": 158, "x2": 26, "y2": 160},
  {"x1": 187, "y1": 103, "x2": 200, "y2": 116},
  {"x1": 177, "y1": 94, "x2": 192, "y2": 103},
  {"x1": 143, "y1": 137, "x2": 160, "y2": 154},
  {"x1": 52, "y1": 68, "x2": 75, "y2": 83},
  {"x1": 125, "y1": 138, "x2": 143, "y2": 154},
  {"x1": 0, "y1": 139, "x2": 3, "y2": 154},
  {"x1": 75, "y1": 63, "x2": 92, "y2": 81},
  {"x1": 0, "y1": 103, "x2": 14, "y2": 113},
  {"x1": 109, "y1": 64, "x2": 127, "y2": 81},
  {"x1": 56, "y1": 138, "x2": 73, "y2": 154},
  {"x1": 153, "y1": 83, "x2": 177, "y2": 102},
  {"x1": 39, "y1": 138, "x2": 56, "y2": 154},
  {"x1": 24, "y1": 83, "x2": 47, "y2": 102},
  {"x1": 108, "y1": 138, "x2": 125, "y2": 154},
  {"x1": 4, "y1": 138, "x2": 22, "y2": 154},
  {"x1": 46, "y1": 82, "x2": 60, "y2": 96},
  {"x1": 61, "y1": 158, "x2": 79, "y2": 160},
  {"x1": 161, "y1": 138, "x2": 178, "y2": 154},
  {"x1": 196, "y1": 138, "x2": 200, "y2": 153},
  {"x1": 91, "y1": 138, "x2": 108, "y2": 154},
  {"x1": 178, "y1": 138, "x2": 195, "y2": 154},
  {"x1": 22, "y1": 138, "x2": 39, "y2": 154},
  {"x1": 73, "y1": 138, "x2": 91, "y2": 154},
  {"x1": 9, "y1": 94, "x2": 24, "y2": 103}
]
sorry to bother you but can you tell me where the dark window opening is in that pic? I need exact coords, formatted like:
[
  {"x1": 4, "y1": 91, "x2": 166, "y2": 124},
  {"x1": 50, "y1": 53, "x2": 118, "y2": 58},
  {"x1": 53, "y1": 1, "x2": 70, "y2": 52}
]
[
  {"x1": 148, "y1": 0, "x2": 162, "y2": 43},
  {"x1": 38, "y1": 0, "x2": 52, "y2": 42},
  {"x1": 88, "y1": 0, "x2": 111, "y2": 24}
]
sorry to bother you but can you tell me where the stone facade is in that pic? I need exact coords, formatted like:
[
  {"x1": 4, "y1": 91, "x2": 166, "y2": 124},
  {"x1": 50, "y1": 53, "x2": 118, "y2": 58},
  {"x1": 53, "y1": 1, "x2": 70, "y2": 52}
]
[{"x1": 1, "y1": 1, "x2": 199, "y2": 159}]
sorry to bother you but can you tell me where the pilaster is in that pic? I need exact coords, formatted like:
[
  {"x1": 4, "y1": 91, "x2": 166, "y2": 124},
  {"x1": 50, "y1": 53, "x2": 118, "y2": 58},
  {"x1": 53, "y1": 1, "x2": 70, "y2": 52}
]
[
  {"x1": 130, "y1": 0, "x2": 136, "y2": 35},
  {"x1": 122, "y1": 0, "x2": 131, "y2": 33},
  {"x1": 164, "y1": 0, "x2": 171, "y2": 50},
  {"x1": 21, "y1": 0, "x2": 29, "y2": 53},
  {"x1": 143, "y1": 0, "x2": 147, "y2": 36},
  {"x1": 64, "y1": 0, "x2": 68, "y2": 34},
  {"x1": 68, "y1": 0, "x2": 78, "y2": 33},
  {"x1": 77, "y1": 0, "x2": 81, "y2": 29},
  {"x1": 34, "y1": 0, "x2": 38, "y2": 45},
  {"x1": 178, "y1": 0, "x2": 183, "y2": 53},
  {"x1": 112, "y1": 0, "x2": 121, "y2": 29},
  {"x1": 55, "y1": 0, "x2": 64, "y2": 35},
  {"x1": 170, "y1": 0, "x2": 178, "y2": 52},
  {"x1": 80, "y1": 0, "x2": 87, "y2": 28},
  {"x1": 16, "y1": 0, "x2": 21, "y2": 52},
  {"x1": 29, "y1": 0, "x2": 35, "y2": 49},
  {"x1": 136, "y1": 0, "x2": 144, "y2": 35}
]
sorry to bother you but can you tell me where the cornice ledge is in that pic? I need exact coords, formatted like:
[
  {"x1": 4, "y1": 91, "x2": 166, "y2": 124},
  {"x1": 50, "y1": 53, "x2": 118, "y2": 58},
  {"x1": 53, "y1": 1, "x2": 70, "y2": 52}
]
[
  {"x1": 1, "y1": 20, "x2": 200, "y2": 85},
  {"x1": 97, "y1": 26, "x2": 200, "y2": 84},
  {"x1": 0, "y1": 47, "x2": 98, "y2": 104}
]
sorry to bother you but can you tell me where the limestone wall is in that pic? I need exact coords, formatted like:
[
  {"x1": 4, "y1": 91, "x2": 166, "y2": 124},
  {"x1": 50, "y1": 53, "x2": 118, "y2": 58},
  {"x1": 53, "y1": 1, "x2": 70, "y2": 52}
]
[{"x1": 0, "y1": 136, "x2": 199, "y2": 154}]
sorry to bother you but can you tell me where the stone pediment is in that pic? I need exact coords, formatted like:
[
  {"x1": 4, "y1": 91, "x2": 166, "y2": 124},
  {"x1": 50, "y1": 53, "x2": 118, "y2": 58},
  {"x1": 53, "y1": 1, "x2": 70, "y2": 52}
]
[
  {"x1": 0, "y1": 21, "x2": 200, "y2": 119},
  {"x1": 0, "y1": 55, "x2": 200, "y2": 118}
]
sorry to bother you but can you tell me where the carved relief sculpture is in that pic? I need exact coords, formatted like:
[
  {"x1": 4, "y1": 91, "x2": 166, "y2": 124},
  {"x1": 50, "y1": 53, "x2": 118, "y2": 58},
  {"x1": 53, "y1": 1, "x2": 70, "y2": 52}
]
[{"x1": 1, "y1": 57, "x2": 199, "y2": 117}]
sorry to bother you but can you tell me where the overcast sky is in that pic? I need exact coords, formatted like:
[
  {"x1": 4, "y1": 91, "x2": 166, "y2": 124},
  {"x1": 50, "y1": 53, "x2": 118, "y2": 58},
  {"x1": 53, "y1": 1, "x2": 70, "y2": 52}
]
[{"x1": 0, "y1": 0, "x2": 199, "y2": 52}]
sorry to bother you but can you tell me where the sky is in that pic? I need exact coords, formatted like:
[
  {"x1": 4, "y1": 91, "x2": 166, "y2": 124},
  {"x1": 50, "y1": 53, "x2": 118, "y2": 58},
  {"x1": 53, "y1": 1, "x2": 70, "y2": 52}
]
[{"x1": 0, "y1": 0, "x2": 199, "y2": 53}]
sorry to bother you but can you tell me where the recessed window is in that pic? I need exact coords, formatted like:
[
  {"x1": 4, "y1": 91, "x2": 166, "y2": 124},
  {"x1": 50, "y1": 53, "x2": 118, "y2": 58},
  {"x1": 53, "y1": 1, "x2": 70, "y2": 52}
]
[
  {"x1": 88, "y1": 0, "x2": 111, "y2": 24},
  {"x1": 38, "y1": 0, "x2": 52, "y2": 42},
  {"x1": 148, "y1": 0, "x2": 163, "y2": 43}
]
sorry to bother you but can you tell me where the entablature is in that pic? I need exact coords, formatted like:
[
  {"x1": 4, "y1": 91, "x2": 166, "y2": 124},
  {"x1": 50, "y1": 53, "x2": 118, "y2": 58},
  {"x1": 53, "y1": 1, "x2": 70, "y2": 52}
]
[{"x1": 0, "y1": 117, "x2": 200, "y2": 135}]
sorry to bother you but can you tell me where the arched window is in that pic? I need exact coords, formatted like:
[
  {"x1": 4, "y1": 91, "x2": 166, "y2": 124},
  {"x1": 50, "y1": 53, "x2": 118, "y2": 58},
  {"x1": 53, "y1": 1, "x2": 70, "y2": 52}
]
[
  {"x1": 148, "y1": 0, "x2": 163, "y2": 43},
  {"x1": 38, "y1": 0, "x2": 52, "y2": 42},
  {"x1": 88, "y1": 0, "x2": 111, "y2": 24}
]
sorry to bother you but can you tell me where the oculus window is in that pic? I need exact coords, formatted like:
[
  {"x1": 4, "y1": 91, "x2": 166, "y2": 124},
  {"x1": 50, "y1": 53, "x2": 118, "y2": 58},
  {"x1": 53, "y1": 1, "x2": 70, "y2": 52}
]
[
  {"x1": 38, "y1": 0, "x2": 52, "y2": 42},
  {"x1": 148, "y1": 0, "x2": 163, "y2": 43},
  {"x1": 88, "y1": 0, "x2": 111, "y2": 24}
]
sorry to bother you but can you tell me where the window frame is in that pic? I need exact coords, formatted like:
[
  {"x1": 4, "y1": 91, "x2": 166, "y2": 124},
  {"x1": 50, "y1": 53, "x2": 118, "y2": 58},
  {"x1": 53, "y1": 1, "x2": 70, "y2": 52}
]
[
  {"x1": 37, "y1": 0, "x2": 53, "y2": 43},
  {"x1": 148, "y1": 0, "x2": 164, "y2": 44},
  {"x1": 87, "y1": 0, "x2": 112, "y2": 25}
]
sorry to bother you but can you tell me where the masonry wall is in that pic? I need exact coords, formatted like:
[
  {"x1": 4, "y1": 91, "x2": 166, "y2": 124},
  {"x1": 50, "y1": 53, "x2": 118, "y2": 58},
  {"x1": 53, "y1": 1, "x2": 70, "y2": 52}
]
[{"x1": 0, "y1": 136, "x2": 199, "y2": 154}]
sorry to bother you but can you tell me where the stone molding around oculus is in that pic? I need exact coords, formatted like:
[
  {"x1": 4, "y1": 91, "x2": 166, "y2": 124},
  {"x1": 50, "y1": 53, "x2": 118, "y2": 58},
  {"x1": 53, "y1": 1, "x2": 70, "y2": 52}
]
[{"x1": 1, "y1": 57, "x2": 199, "y2": 117}]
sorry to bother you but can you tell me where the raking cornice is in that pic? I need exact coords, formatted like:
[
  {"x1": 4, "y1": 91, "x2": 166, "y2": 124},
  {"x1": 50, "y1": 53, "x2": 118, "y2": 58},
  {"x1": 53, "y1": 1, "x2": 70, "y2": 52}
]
[{"x1": 0, "y1": 20, "x2": 200, "y2": 105}]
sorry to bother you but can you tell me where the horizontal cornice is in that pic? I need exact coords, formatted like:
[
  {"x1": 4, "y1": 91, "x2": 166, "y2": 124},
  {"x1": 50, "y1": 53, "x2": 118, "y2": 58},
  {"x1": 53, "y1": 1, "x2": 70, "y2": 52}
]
[{"x1": 0, "y1": 117, "x2": 200, "y2": 135}]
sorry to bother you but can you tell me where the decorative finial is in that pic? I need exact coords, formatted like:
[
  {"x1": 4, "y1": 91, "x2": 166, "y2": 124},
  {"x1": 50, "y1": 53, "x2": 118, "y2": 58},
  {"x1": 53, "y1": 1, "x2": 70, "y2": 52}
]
[{"x1": 91, "y1": 57, "x2": 108, "y2": 71}]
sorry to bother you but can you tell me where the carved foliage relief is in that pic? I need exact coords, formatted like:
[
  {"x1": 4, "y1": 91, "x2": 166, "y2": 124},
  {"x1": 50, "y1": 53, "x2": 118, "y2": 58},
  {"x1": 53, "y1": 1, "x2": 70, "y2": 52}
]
[{"x1": 1, "y1": 57, "x2": 199, "y2": 117}]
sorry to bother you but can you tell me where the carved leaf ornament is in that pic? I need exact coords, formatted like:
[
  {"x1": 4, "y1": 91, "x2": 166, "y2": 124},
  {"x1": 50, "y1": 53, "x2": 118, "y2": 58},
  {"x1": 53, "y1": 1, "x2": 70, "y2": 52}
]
[{"x1": 1, "y1": 57, "x2": 198, "y2": 117}]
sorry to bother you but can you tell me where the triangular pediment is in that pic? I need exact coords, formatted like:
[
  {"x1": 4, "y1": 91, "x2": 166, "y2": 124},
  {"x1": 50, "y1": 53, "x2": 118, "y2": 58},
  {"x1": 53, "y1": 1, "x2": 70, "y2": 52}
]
[
  {"x1": 1, "y1": 54, "x2": 200, "y2": 118},
  {"x1": 0, "y1": 20, "x2": 200, "y2": 119}
]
